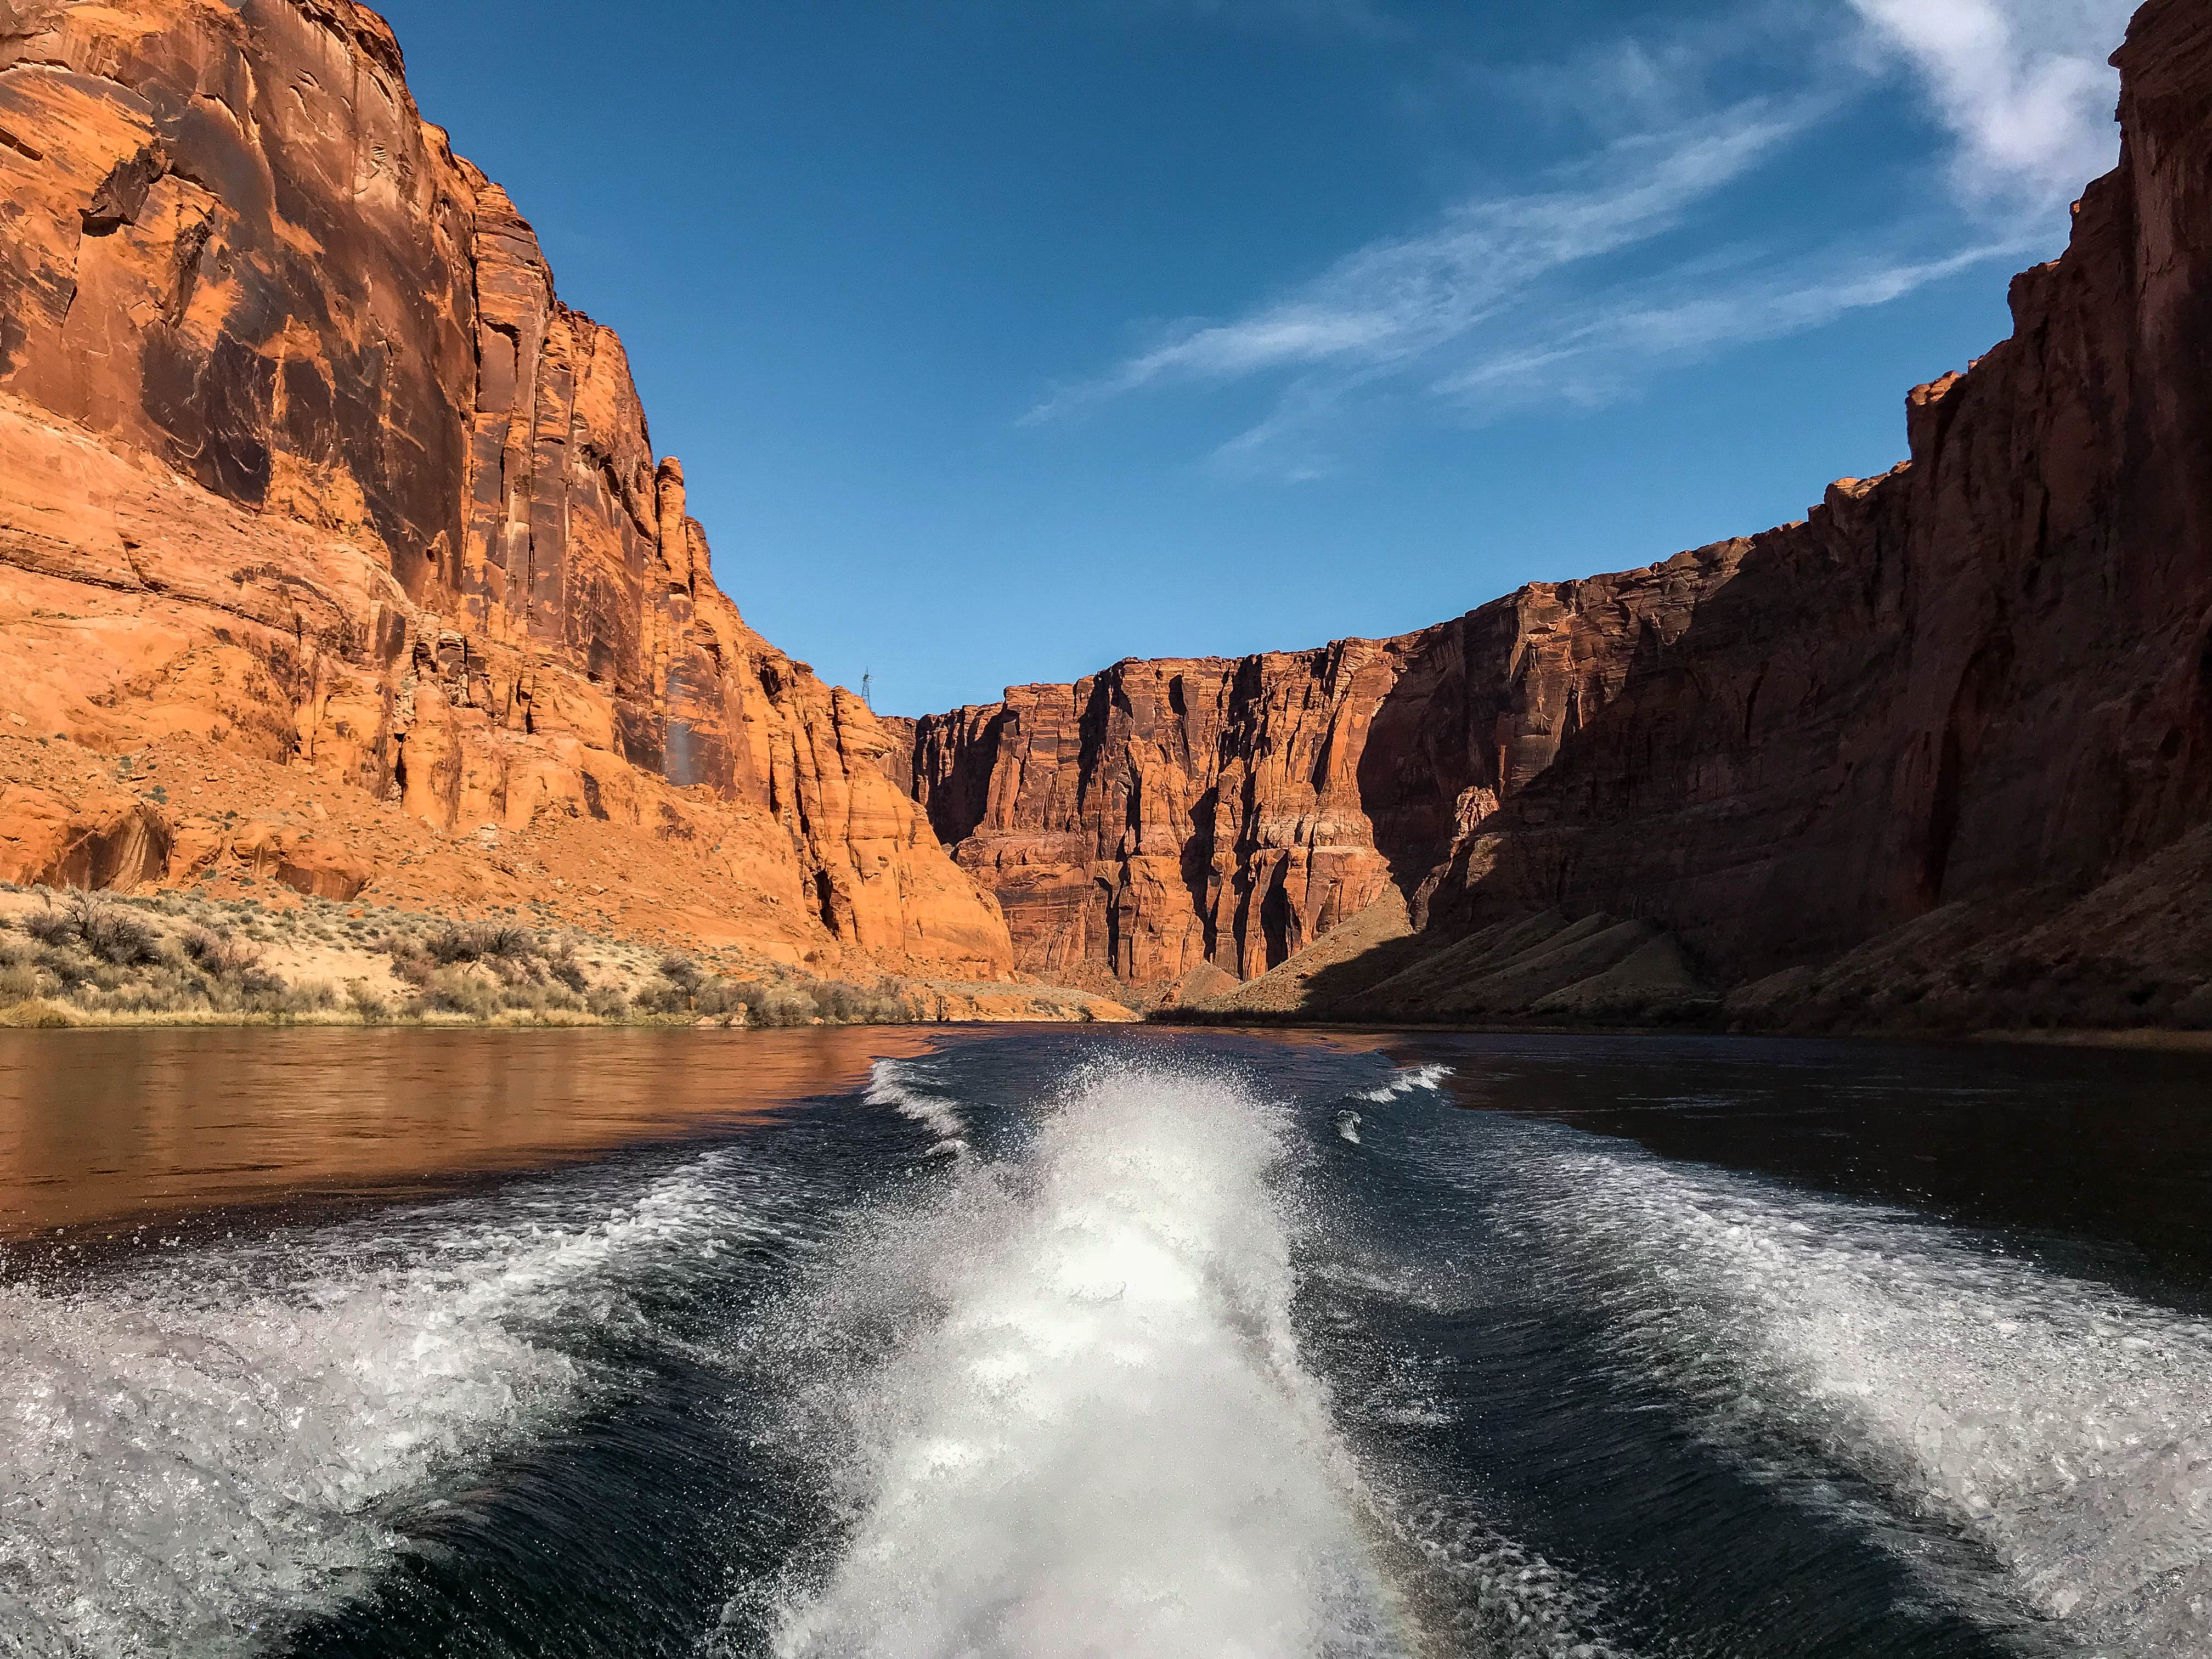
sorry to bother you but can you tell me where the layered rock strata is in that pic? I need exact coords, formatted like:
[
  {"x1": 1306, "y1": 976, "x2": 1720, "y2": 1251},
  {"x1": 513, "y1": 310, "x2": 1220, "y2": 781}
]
[
  {"x1": 905, "y1": 0, "x2": 2212, "y2": 1030},
  {"x1": 906, "y1": 546, "x2": 1736, "y2": 994},
  {"x1": 1421, "y1": 0, "x2": 2212, "y2": 1028},
  {"x1": 0, "y1": 0, "x2": 1012, "y2": 977}
]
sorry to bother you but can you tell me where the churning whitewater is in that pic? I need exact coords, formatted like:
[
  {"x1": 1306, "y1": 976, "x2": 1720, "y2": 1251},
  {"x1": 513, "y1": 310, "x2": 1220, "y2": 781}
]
[
  {"x1": 5, "y1": 1029, "x2": 2209, "y2": 1659},
  {"x1": 1490, "y1": 1140, "x2": 2212, "y2": 1655},
  {"x1": 0, "y1": 1150, "x2": 804, "y2": 1657},
  {"x1": 764, "y1": 1060, "x2": 1408, "y2": 1657}
]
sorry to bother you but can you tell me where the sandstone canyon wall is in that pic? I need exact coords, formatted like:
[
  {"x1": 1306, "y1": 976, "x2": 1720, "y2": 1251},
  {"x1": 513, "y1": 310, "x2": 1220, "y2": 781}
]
[
  {"x1": 905, "y1": 0, "x2": 2212, "y2": 1031},
  {"x1": 905, "y1": 545, "x2": 1736, "y2": 995},
  {"x1": 0, "y1": 0, "x2": 1013, "y2": 977}
]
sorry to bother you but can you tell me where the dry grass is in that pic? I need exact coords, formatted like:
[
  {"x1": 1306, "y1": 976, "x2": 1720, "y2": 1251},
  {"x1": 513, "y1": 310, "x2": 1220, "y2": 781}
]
[{"x1": 0, "y1": 882, "x2": 932, "y2": 1029}]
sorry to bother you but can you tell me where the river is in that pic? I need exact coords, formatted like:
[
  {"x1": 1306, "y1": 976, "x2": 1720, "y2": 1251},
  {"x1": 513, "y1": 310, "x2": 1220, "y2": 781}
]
[{"x1": 2, "y1": 1026, "x2": 2208, "y2": 1657}]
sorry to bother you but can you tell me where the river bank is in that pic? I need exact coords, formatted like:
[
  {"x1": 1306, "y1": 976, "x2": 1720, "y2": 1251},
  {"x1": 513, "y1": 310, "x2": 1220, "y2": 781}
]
[{"x1": 0, "y1": 885, "x2": 1132, "y2": 1031}]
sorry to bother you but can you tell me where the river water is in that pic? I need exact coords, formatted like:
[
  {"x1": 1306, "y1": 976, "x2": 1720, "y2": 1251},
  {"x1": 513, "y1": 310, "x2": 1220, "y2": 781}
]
[{"x1": 2, "y1": 1026, "x2": 2208, "y2": 1658}]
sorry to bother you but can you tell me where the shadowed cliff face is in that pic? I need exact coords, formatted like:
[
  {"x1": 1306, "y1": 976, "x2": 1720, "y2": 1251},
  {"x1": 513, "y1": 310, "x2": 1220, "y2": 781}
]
[
  {"x1": 906, "y1": 0, "x2": 2212, "y2": 1028},
  {"x1": 907, "y1": 544, "x2": 1738, "y2": 990},
  {"x1": 0, "y1": 0, "x2": 1012, "y2": 976},
  {"x1": 1427, "y1": 0, "x2": 2212, "y2": 991}
]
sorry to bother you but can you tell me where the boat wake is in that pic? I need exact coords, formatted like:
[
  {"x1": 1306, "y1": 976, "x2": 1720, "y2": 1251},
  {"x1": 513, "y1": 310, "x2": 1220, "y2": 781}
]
[
  {"x1": 1355, "y1": 1064, "x2": 1454, "y2": 1104},
  {"x1": 18, "y1": 1034, "x2": 2194, "y2": 1659},
  {"x1": 758, "y1": 1059, "x2": 1416, "y2": 1658},
  {"x1": 0, "y1": 1154, "x2": 776, "y2": 1658},
  {"x1": 865, "y1": 1057, "x2": 971, "y2": 1155},
  {"x1": 1512, "y1": 1142, "x2": 2212, "y2": 1655}
]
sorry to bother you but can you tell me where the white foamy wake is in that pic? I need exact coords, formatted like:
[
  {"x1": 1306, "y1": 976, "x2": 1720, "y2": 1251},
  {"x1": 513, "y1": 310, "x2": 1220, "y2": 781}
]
[
  {"x1": 770, "y1": 1060, "x2": 1414, "y2": 1658},
  {"x1": 865, "y1": 1057, "x2": 970, "y2": 1155},
  {"x1": 1514, "y1": 1144, "x2": 2212, "y2": 1655},
  {"x1": 1356, "y1": 1064, "x2": 1454, "y2": 1104},
  {"x1": 0, "y1": 1155, "x2": 748, "y2": 1658}
]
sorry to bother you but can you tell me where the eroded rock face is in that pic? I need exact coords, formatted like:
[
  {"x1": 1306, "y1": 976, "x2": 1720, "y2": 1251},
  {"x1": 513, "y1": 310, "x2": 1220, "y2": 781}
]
[
  {"x1": 1421, "y1": 0, "x2": 2212, "y2": 1001},
  {"x1": 911, "y1": 647, "x2": 1406, "y2": 986},
  {"x1": 907, "y1": 0, "x2": 2212, "y2": 1024},
  {"x1": 0, "y1": 0, "x2": 1011, "y2": 977},
  {"x1": 907, "y1": 543, "x2": 1736, "y2": 988}
]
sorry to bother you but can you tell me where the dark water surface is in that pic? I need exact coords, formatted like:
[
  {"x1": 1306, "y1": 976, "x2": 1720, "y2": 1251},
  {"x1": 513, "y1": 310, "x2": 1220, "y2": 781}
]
[
  {"x1": 2, "y1": 1026, "x2": 2208, "y2": 1657},
  {"x1": 0, "y1": 1026, "x2": 948, "y2": 1236}
]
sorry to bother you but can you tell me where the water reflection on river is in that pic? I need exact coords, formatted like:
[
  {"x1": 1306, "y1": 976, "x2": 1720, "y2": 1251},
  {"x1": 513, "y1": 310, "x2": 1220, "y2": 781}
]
[{"x1": 0, "y1": 1025, "x2": 951, "y2": 1235}]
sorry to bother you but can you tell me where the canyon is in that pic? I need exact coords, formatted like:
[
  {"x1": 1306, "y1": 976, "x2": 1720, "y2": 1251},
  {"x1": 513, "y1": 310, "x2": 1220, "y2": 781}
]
[
  {"x1": 2, "y1": 0, "x2": 2208, "y2": 1033},
  {"x1": 898, "y1": 0, "x2": 2212, "y2": 1033}
]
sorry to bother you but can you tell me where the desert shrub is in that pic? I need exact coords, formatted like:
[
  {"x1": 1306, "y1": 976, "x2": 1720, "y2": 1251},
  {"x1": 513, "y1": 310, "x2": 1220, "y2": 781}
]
[
  {"x1": 0, "y1": 1000, "x2": 71, "y2": 1028},
  {"x1": 585, "y1": 984, "x2": 629, "y2": 1020},
  {"x1": 424, "y1": 922, "x2": 537, "y2": 964},
  {"x1": 634, "y1": 977, "x2": 686, "y2": 1015},
  {"x1": 242, "y1": 979, "x2": 338, "y2": 1017},
  {"x1": 387, "y1": 938, "x2": 435, "y2": 986},
  {"x1": 753, "y1": 984, "x2": 820, "y2": 1027},
  {"x1": 659, "y1": 954, "x2": 704, "y2": 991},
  {"x1": 69, "y1": 898, "x2": 163, "y2": 967},
  {"x1": 33, "y1": 944, "x2": 95, "y2": 990},
  {"x1": 78, "y1": 967, "x2": 209, "y2": 1016},
  {"x1": 21, "y1": 902, "x2": 76, "y2": 947},
  {"x1": 0, "y1": 963, "x2": 42, "y2": 1003},
  {"x1": 498, "y1": 980, "x2": 582, "y2": 1015},
  {"x1": 346, "y1": 979, "x2": 392, "y2": 1022},
  {"x1": 548, "y1": 949, "x2": 588, "y2": 994},
  {"x1": 182, "y1": 926, "x2": 266, "y2": 980},
  {"x1": 813, "y1": 980, "x2": 911, "y2": 1024},
  {"x1": 422, "y1": 966, "x2": 502, "y2": 1019},
  {"x1": 693, "y1": 978, "x2": 754, "y2": 1019},
  {"x1": 423, "y1": 924, "x2": 471, "y2": 963}
]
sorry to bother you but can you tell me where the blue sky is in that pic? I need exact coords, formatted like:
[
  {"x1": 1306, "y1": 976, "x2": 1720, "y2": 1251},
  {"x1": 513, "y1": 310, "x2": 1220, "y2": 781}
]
[{"x1": 374, "y1": 0, "x2": 2137, "y2": 716}]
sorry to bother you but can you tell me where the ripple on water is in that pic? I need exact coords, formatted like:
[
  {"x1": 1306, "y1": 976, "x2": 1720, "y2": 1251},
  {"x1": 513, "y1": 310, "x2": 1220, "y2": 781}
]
[
  {"x1": 1355, "y1": 1065, "x2": 1457, "y2": 1105},
  {"x1": 864, "y1": 1057, "x2": 972, "y2": 1156},
  {"x1": 0, "y1": 1154, "x2": 761, "y2": 1658},
  {"x1": 1507, "y1": 1143, "x2": 2212, "y2": 1655}
]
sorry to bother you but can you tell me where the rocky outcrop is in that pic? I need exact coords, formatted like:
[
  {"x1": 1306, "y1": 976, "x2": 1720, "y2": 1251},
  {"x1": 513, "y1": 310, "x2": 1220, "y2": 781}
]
[
  {"x1": 907, "y1": 545, "x2": 1737, "y2": 993},
  {"x1": 906, "y1": 0, "x2": 2212, "y2": 1031},
  {"x1": 1414, "y1": 0, "x2": 2212, "y2": 1027},
  {"x1": 909, "y1": 648, "x2": 1405, "y2": 988},
  {"x1": 0, "y1": 0, "x2": 1012, "y2": 977},
  {"x1": 0, "y1": 783, "x2": 170, "y2": 890}
]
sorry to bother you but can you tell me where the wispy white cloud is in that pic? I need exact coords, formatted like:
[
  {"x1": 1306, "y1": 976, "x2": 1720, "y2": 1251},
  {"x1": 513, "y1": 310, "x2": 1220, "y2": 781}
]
[
  {"x1": 1435, "y1": 241, "x2": 2023, "y2": 409},
  {"x1": 1847, "y1": 0, "x2": 2135, "y2": 210},
  {"x1": 1032, "y1": 0, "x2": 2135, "y2": 475},
  {"x1": 1026, "y1": 98, "x2": 1818, "y2": 421}
]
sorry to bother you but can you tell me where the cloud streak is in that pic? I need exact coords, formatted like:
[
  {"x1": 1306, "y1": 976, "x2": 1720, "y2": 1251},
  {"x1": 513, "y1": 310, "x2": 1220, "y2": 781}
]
[
  {"x1": 1847, "y1": 0, "x2": 2135, "y2": 210},
  {"x1": 1435, "y1": 241, "x2": 2025, "y2": 408},
  {"x1": 1031, "y1": 0, "x2": 2135, "y2": 474},
  {"x1": 1026, "y1": 99, "x2": 1816, "y2": 421}
]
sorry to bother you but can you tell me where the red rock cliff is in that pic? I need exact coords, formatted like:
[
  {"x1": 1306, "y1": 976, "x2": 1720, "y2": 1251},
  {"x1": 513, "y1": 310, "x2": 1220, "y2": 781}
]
[
  {"x1": 1424, "y1": 0, "x2": 2212, "y2": 1006},
  {"x1": 907, "y1": 0, "x2": 2212, "y2": 1027},
  {"x1": 907, "y1": 545, "x2": 1735, "y2": 989},
  {"x1": 0, "y1": 0, "x2": 1012, "y2": 976}
]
